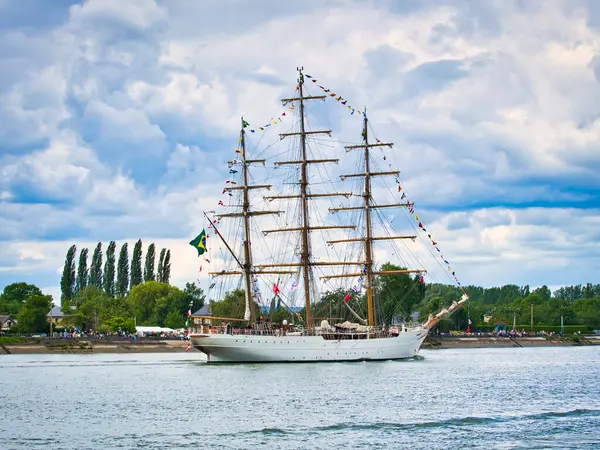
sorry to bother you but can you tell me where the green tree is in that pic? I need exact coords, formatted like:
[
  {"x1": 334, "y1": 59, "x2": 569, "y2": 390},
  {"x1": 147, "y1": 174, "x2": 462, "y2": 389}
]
[
  {"x1": 183, "y1": 282, "x2": 205, "y2": 312},
  {"x1": 103, "y1": 241, "x2": 116, "y2": 297},
  {"x1": 69, "y1": 285, "x2": 112, "y2": 331},
  {"x1": 157, "y1": 248, "x2": 166, "y2": 283},
  {"x1": 116, "y1": 243, "x2": 129, "y2": 298},
  {"x1": 572, "y1": 297, "x2": 600, "y2": 329},
  {"x1": 127, "y1": 281, "x2": 186, "y2": 326},
  {"x1": 210, "y1": 289, "x2": 246, "y2": 321},
  {"x1": 532, "y1": 285, "x2": 551, "y2": 302},
  {"x1": 60, "y1": 244, "x2": 77, "y2": 308},
  {"x1": 130, "y1": 239, "x2": 143, "y2": 288},
  {"x1": 163, "y1": 250, "x2": 171, "y2": 284},
  {"x1": 103, "y1": 316, "x2": 136, "y2": 334},
  {"x1": 89, "y1": 242, "x2": 103, "y2": 288},
  {"x1": 0, "y1": 282, "x2": 43, "y2": 316},
  {"x1": 310, "y1": 288, "x2": 362, "y2": 324},
  {"x1": 164, "y1": 309, "x2": 184, "y2": 329},
  {"x1": 375, "y1": 263, "x2": 421, "y2": 324},
  {"x1": 17, "y1": 294, "x2": 52, "y2": 333},
  {"x1": 76, "y1": 248, "x2": 89, "y2": 294},
  {"x1": 144, "y1": 243, "x2": 156, "y2": 282}
]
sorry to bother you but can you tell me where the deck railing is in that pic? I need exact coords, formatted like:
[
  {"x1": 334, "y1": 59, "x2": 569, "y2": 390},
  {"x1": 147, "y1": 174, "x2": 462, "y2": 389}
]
[{"x1": 191, "y1": 324, "x2": 412, "y2": 337}]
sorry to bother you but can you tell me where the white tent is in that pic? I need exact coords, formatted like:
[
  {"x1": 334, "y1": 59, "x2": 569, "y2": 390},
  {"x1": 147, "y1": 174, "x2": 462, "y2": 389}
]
[{"x1": 135, "y1": 326, "x2": 176, "y2": 336}]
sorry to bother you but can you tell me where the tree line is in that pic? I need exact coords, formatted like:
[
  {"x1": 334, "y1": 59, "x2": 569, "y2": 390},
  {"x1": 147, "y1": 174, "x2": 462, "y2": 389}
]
[
  {"x1": 1, "y1": 256, "x2": 598, "y2": 333},
  {"x1": 60, "y1": 240, "x2": 171, "y2": 307},
  {"x1": 0, "y1": 280, "x2": 205, "y2": 334},
  {"x1": 193, "y1": 263, "x2": 598, "y2": 332}
]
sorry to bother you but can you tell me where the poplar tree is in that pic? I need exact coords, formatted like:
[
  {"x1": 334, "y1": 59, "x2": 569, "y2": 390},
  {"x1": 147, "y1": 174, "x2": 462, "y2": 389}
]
[
  {"x1": 144, "y1": 243, "x2": 156, "y2": 282},
  {"x1": 163, "y1": 250, "x2": 171, "y2": 284},
  {"x1": 60, "y1": 245, "x2": 77, "y2": 307},
  {"x1": 157, "y1": 248, "x2": 166, "y2": 283},
  {"x1": 89, "y1": 242, "x2": 103, "y2": 288},
  {"x1": 130, "y1": 239, "x2": 143, "y2": 288},
  {"x1": 103, "y1": 241, "x2": 116, "y2": 297},
  {"x1": 76, "y1": 248, "x2": 89, "y2": 294},
  {"x1": 116, "y1": 243, "x2": 129, "y2": 298}
]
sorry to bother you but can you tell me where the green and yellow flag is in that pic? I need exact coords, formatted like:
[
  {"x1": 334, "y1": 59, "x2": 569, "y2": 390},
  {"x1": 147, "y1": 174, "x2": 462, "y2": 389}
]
[{"x1": 189, "y1": 229, "x2": 207, "y2": 256}]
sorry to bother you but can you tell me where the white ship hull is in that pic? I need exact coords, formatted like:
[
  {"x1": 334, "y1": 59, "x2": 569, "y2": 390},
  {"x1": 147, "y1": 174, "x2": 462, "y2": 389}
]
[{"x1": 190, "y1": 328, "x2": 429, "y2": 363}]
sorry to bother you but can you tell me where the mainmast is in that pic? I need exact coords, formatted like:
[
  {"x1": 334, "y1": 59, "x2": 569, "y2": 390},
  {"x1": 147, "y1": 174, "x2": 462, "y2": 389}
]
[
  {"x1": 298, "y1": 74, "x2": 313, "y2": 329},
  {"x1": 262, "y1": 69, "x2": 361, "y2": 332}
]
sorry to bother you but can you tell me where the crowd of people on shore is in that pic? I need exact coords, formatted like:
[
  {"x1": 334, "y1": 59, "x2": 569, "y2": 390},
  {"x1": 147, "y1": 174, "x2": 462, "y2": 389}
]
[
  {"x1": 436, "y1": 329, "x2": 581, "y2": 338},
  {"x1": 24, "y1": 328, "x2": 187, "y2": 340}
]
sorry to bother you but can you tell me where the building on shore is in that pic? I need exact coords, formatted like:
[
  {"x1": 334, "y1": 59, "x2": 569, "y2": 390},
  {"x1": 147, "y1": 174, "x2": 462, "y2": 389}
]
[{"x1": 0, "y1": 314, "x2": 17, "y2": 331}]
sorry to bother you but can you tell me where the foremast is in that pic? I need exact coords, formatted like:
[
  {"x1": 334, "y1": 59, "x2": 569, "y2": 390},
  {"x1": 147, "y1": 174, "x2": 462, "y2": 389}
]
[
  {"x1": 240, "y1": 118, "x2": 256, "y2": 323},
  {"x1": 212, "y1": 118, "x2": 286, "y2": 324}
]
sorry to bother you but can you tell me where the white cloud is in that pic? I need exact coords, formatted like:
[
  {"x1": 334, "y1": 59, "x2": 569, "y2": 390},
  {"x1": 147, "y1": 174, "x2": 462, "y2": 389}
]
[{"x1": 68, "y1": 0, "x2": 167, "y2": 31}]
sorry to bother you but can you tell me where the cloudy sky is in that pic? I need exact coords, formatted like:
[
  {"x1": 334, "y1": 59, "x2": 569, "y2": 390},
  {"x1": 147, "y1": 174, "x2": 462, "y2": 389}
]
[{"x1": 1, "y1": 0, "x2": 599, "y2": 302}]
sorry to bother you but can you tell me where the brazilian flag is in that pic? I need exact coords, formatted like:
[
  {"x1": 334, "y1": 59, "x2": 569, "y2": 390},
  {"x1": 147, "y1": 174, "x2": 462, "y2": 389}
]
[{"x1": 189, "y1": 229, "x2": 207, "y2": 256}]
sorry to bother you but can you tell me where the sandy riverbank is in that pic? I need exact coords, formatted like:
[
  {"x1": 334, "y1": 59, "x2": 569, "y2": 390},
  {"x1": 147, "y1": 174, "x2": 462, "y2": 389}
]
[
  {"x1": 1, "y1": 336, "x2": 598, "y2": 354},
  {"x1": 422, "y1": 335, "x2": 600, "y2": 349},
  {"x1": 0, "y1": 340, "x2": 187, "y2": 354}
]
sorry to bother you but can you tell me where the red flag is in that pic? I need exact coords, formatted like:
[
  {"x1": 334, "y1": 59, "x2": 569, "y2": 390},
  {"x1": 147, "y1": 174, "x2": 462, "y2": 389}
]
[
  {"x1": 397, "y1": 186, "x2": 402, "y2": 192},
  {"x1": 432, "y1": 241, "x2": 437, "y2": 245},
  {"x1": 281, "y1": 112, "x2": 286, "y2": 116},
  {"x1": 419, "y1": 276, "x2": 424, "y2": 284},
  {"x1": 344, "y1": 293, "x2": 351, "y2": 302},
  {"x1": 218, "y1": 200, "x2": 224, "y2": 206},
  {"x1": 222, "y1": 189, "x2": 227, "y2": 194},
  {"x1": 272, "y1": 283, "x2": 280, "y2": 295},
  {"x1": 418, "y1": 222, "x2": 423, "y2": 228}
]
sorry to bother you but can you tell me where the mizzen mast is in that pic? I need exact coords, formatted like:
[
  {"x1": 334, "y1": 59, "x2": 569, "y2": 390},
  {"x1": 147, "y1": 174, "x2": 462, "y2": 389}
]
[{"x1": 328, "y1": 112, "x2": 427, "y2": 326}]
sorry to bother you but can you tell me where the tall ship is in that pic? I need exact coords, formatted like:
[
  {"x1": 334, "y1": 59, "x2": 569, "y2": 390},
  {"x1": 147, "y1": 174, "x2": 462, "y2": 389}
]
[{"x1": 189, "y1": 69, "x2": 468, "y2": 363}]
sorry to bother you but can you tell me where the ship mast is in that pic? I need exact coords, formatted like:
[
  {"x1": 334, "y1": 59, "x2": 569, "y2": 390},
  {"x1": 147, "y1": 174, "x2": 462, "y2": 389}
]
[
  {"x1": 325, "y1": 114, "x2": 429, "y2": 326},
  {"x1": 241, "y1": 117, "x2": 255, "y2": 324},
  {"x1": 362, "y1": 111, "x2": 376, "y2": 326},
  {"x1": 298, "y1": 74, "x2": 313, "y2": 329},
  {"x1": 261, "y1": 69, "x2": 363, "y2": 332},
  {"x1": 210, "y1": 119, "x2": 289, "y2": 323}
]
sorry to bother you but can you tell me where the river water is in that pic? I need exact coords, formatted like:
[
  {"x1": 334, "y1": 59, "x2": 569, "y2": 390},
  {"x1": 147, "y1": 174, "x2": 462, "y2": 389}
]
[{"x1": 0, "y1": 346, "x2": 598, "y2": 449}]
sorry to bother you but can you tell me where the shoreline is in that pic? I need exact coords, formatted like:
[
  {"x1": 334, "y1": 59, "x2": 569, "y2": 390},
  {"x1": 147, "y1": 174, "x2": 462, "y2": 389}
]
[
  {"x1": 422, "y1": 335, "x2": 600, "y2": 349},
  {"x1": 1, "y1": 335, "x2": 599, "y2": 354}
]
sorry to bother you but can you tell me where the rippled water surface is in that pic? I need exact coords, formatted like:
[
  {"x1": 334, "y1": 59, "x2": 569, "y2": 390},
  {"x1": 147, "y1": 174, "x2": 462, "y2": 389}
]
[{"x1": 1, "y1": 346, "x2": 599, "y2": 449}]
